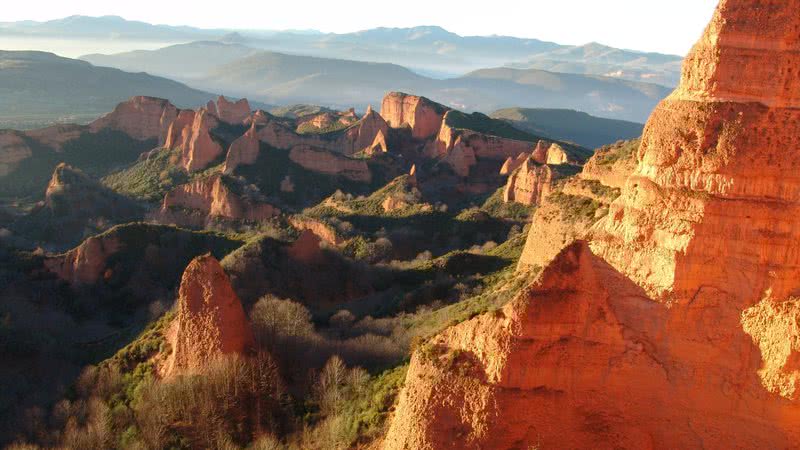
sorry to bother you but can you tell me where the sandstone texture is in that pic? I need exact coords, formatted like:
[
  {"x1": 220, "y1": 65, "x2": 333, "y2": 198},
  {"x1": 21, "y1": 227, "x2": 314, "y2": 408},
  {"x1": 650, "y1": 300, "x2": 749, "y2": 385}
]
[
  {"x1": 166, "y1": 108, "x2": 223, "y2": 172},
  {"x1": 381, "y1": 92, "x2": 448, "y2": 140},
  {"x1": 213, "y1": 96, "x2": 251, "y2": 125},
  {"x1": 385, "y1": 1, "x2": 800, "y2": 447},
  {"x1": 288, "y1": 145, "x2": 371, "y2": 183},
  {"x1": 163, "y1": 255, "x2": 255, "y2": 377},
  {"x1": 223, "y1": 124, "x2": 260, "y2": 174},
  {"x1": 431, "y1": 111, "x2": 534, "y2": 176},
  {"x1": 90, "y1": 96, "x2": 178, "y2": 144},
  {"x1": 160, "y1": 174, "x2": 279, "y2": 224},
  {"x1": 502, "y1": 158, "x2": 573, "y2": 206},
  {"x1": 44, "y1": 233, "x2": 122, "y2": 286},
  {"x1": 338, "y1": 107, "x2": 389, "y2": 156}
]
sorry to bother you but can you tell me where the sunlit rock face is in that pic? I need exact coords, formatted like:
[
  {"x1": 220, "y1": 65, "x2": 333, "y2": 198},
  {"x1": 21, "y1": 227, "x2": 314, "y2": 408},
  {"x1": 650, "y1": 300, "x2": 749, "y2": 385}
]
[
  {"x1": 381, "y1": 92, "x2": 448, "y2": 140},
  {"x1": 591, "y1": 0, "x2": 800, "y2": 304},
  {"x1": 90, "y1": 96, "x2": 178, "y2": 144},
  {"x1": 163, "y1": 255, "x2": 255, "y2": 377},
  {"x1": 383, "y1": 1, "x2": 800, "y2": 448}
]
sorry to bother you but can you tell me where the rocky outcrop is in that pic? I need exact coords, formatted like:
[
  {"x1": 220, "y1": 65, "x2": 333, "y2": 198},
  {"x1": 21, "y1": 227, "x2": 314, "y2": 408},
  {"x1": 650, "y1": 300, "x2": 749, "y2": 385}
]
[
  {"x1": 296, "y1": 109, "x2": 358, "y2": 132},
  {"x1": 530, "y1": 140, "x2": 571, "y2": 165},
  {"x1": 431, "y1": 112, "x2": 534, "y2": 176},
  {"x1": 502, "y1": 158, "x2": 558, "y2": 206},
  {"x1": 0, "y1": 131, "x2": 32, "y2": 177},
  {"x1": 20, "y1": 164, "x2": 143, "y2": 249},
  {"x1": 160, "y1": 175, "x2": 279, "y2": 224},
  {"x1": 44, "y1": 233, "x2": 122, "y2": 285},
  {"x1": 381, "y1": 92, "x2": 448, "y2": 140},
  {"x1": 498, "y1": 153, "x2": 527, "y2": 175},
  {"x1": 166, "y1": 109, "x2": 223, "y2": 172},
  {"x1": 338, "y1": 107, "x2": 389, "y2": 156},
  {"x1": 591, "y1": 0, "x2": 800, "y2": 303},
  {"x1": 288, "y1": 145, "x2": 371, "y2": 183},
  {"x1": 386, "y1": 239, "x2": 800, "y2": 449},
  {"x1": 90, "y1": 96, "x2": 178, "y2": 144},
  {"x1": 289, "y1": 217, "x2": 344, "y2": 246},
  {"x1": 210, "y1": 96, "x2": 251, "y2": 125},
  {"x1": 580, "y1": 139, "x2": 640, "y2": 189},
  {"x1": 163, "y1": 255, "x2": 255, "y2": 377},
  {"x1": 222, "y1": 124, "x2": 260, "y2": 174},
  {"x1": 387, "y1": 1, "x2": 800, "y2": 447}
]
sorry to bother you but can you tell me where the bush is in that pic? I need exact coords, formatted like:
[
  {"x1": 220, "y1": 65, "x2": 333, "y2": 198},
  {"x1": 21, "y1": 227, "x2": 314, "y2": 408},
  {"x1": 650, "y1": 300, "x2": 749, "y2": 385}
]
[{"x1": 134, "y1": 354, "x2": 287, "y2": 449}]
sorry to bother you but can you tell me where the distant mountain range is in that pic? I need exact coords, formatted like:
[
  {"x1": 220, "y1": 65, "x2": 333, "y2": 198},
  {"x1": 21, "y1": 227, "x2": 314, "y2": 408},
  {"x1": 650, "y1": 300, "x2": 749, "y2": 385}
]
[
  {"x1": 490, "y1": 107, "x2": 644, "y2": 149},
  {"x1": 0, "y1": 51, "x2": 219, "y2": 129},
  {"x1": 80, "y1": 42, "x2": 671, "y2": 122},
  {"x1": 3, "y1": 15, "x2": 682, "y2": 83}
]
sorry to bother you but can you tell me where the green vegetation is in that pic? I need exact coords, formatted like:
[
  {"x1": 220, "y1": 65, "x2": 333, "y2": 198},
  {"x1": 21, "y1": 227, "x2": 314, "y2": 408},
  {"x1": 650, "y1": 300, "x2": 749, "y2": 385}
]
[
  {"x1": 296, "y1": 120, "x2": 351, "y2": 135},
  {"x1": 0, "y1": 129, "x2": 154, "y2": 199},
  {"x1": 481, "y1": 187, "x2": 535, "y2": 220},
  {"x1": 102, "y1": 149, "x2": 189, "y2": 202},
  {"x1": 445, "y1": 110, "x2": 538, "y2": 142},
  {"x1": 233, "y1": 144, "x2": 373, "y2": 209},
  {"x1": 549, "y1": 191, "x2": 604, "y2": 223},
  {"x1": 577, "y1": 179, "x2": 622, "y2": 200},
  {"x1": 594, "y1": 138, "x2": 640, "y2": 166}
]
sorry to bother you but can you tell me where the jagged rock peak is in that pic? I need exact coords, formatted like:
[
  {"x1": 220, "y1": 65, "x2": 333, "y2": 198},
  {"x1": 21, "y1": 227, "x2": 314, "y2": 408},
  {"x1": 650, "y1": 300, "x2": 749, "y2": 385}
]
[
  {"x1": 163, "y1": 254, "x2": 255, "y2": 377},
  {"x1": 380, "y1": 92, "x2": 448, "y2": 140}
]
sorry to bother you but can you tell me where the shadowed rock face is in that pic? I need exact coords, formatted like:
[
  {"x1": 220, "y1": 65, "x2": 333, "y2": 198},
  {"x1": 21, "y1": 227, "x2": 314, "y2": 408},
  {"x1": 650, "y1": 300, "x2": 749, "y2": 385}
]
[
  {"x1": 163, "y1": 255, "x2": 255, "y2": 377},
  {"x1": 384, "y1": 1, "x2": 800, "y2": 448}
]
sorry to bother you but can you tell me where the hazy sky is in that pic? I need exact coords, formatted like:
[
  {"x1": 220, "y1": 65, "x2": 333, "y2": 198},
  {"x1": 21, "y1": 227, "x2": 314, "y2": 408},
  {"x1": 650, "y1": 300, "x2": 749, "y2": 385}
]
[{"x1": 3, "y1": 0, "x2": 720, "y2": 55}]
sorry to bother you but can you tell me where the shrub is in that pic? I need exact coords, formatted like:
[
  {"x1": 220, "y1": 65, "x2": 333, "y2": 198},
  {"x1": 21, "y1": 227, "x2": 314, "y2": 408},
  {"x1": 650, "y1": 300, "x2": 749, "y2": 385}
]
[{"x1": 134, "y1": 354, "x2": 287, "y2": 449}]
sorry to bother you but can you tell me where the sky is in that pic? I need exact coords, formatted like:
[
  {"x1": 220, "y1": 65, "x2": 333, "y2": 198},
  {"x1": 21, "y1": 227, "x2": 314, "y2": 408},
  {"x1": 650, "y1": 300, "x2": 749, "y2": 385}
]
[{"x1": 2, "y1": 0, "x2": 720, "y2": 56}]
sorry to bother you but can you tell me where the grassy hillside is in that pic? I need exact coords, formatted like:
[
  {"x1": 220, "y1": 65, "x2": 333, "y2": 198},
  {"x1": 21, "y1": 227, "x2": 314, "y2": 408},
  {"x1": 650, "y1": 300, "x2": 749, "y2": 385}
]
[
  {"x1": 0, "y1": 50, "x2": 215, "y2": 129},
  {"x1": 491, "y1": 107, "x2": 643, "y2": 148}
]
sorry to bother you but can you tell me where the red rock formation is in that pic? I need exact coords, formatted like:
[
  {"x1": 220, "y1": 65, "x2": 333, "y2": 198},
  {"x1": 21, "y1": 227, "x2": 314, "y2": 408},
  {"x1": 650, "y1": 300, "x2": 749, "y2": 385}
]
[
  {"x1": 223, "y1": 124, "x2": 260, "y2": 174},
  {"x1": 580, "y1": 139, "x2": 639, "y2": 189},
  {"x1": 502, "y1": 158, "x2": 556, "y2": 206},
  {"x1": 163, "y1": 255, "x2": 255, "y2": 377},
  {"x1": 160, "y1": 175, "x2": 279, "y2": 224},
  {"x1": 430, "y1": 111, "x2": 534, "y2": 176},
  {"x1": 213, "y1": 96, "x2": 251, "y2": 125},
  {"x1": 381, "y1": 92, "x2": 448, "y2": 140},
  {"x1": 164, "y1": 110, "x2": 196, "y2": 150},
  {"x1": 288, "y1": 145, "x2": 371, "y2": 183},
  {"x1": 289, "y1": 217, "x2": 344, "y2": 246},
  {"x1": 338, "y1": 108, "x2": 389, "y2": 156},
  {"x1": 166, "y1": 109, "x2": 223, "y2": 172},
  {"x1": 386, "y1": 1, "x2": 800, "y2": 447},
  {"x1": 90, "y1": 96, "x2": 178, "y2": 144},
  {"x1": 530, "y1": 140, "x2": 575, "y2": 165},
  {"x1": 287, "y1": 230, "x2": 324, "y2": 264},
  {"x1": 498, "y1": 153, "x2": 528, "y2": 175},
  {"x1": 245, "y1": 110, "x2": 271, "y2": 127},
  {"x1": 44, "y1": 234, "x2": 122, "y2": 285}
]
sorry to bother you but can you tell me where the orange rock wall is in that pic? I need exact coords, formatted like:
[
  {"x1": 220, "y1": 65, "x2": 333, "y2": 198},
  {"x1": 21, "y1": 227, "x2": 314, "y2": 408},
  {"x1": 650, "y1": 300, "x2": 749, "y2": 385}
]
[{"x1": 381, "y1": 92, "x2": 447, "y2": 140}]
